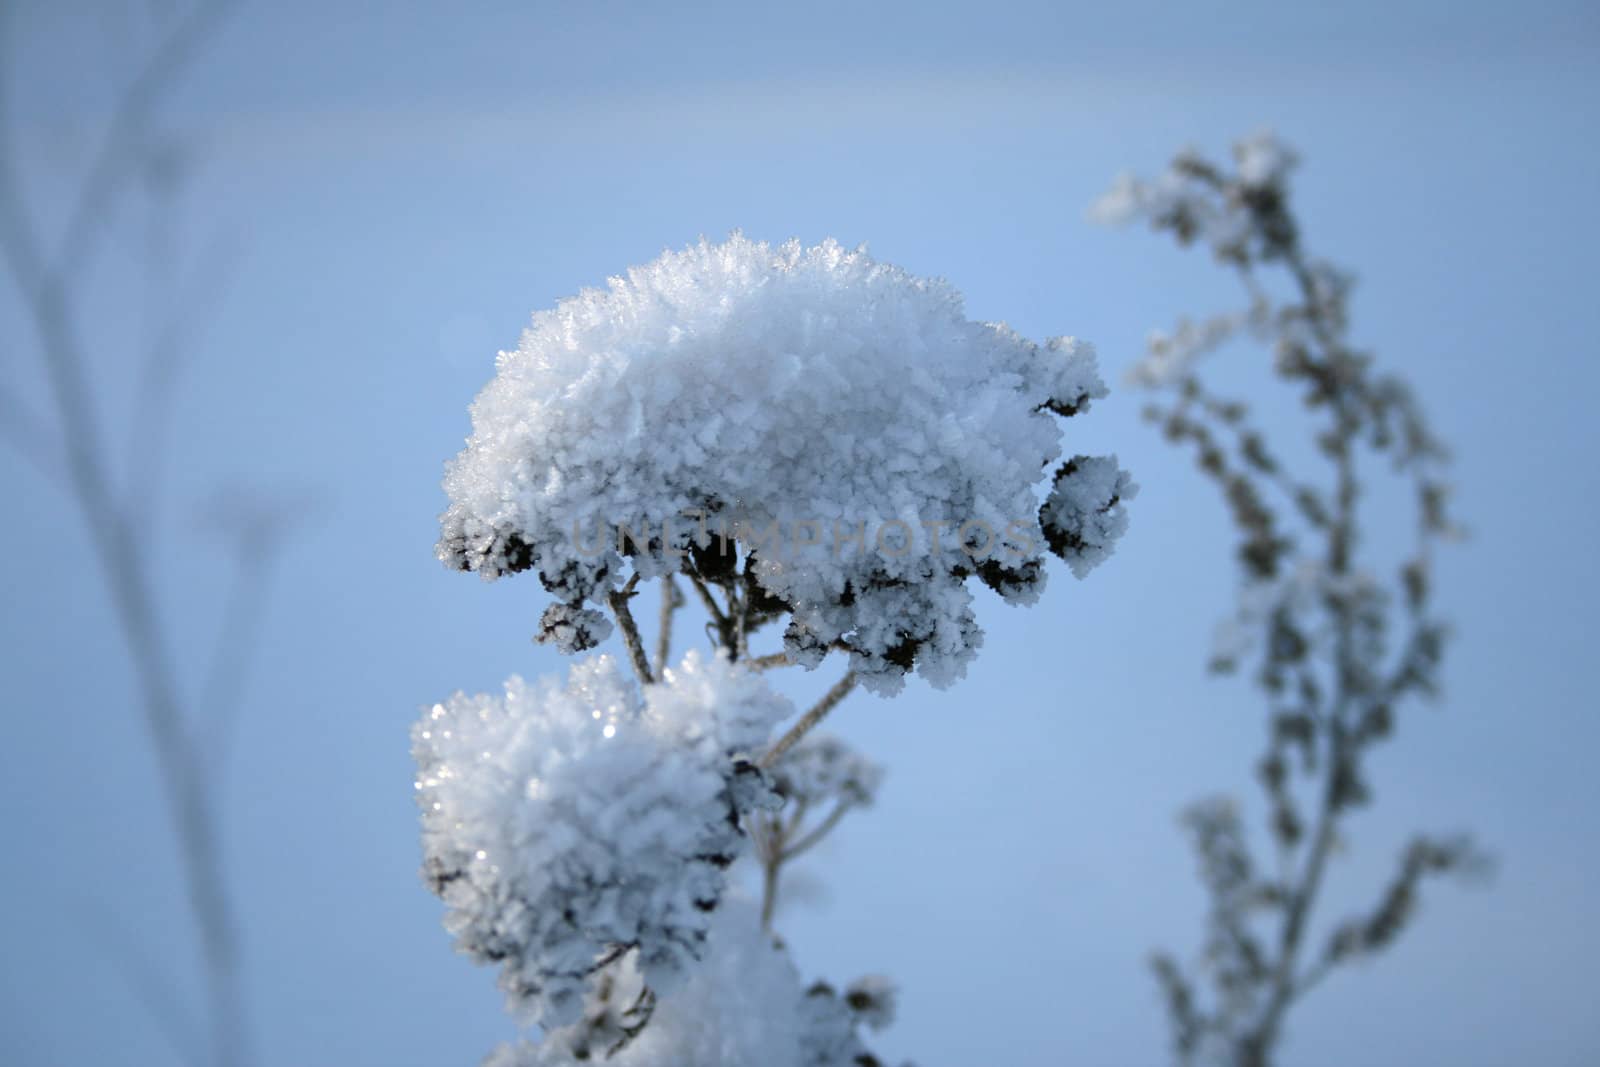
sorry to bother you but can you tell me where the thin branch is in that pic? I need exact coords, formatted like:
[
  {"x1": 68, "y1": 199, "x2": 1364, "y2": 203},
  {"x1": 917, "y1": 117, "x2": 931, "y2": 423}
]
[
  {"x1": 73, "y1": 897, "x2": 203, "y2": 1065},
  {"x1": 125, "y1": 230, "x2": 237, "y2": 529},
  {"x1": 684, "y1": 569, "x2": 737, "y2": 651},
  {"x1": 0, "y1": 15, "x2": 49, "y2": 299},
  {"x1": 760, "y1": 849, "x2": 782, "y2": 930},
  {"x1": 607, "y1": 586, "x2": 654, "y2": 684},
  {"x1": 782, "y1": 796, "x2": 810, "y2": 839},
  {"x1": 1242, "y1": 277, "x2": 1361, "y2": 1057},
  {"x1": 685, "y1": 571, "x2": 725, "y2": 625},
  {"x1": 0, "y1": 383, "x2": 67, "y2": 483},
  {"x1": 747, "y1": 651, "x2": 794, "y2": 671},
  {"x1": 782, "y1": 800, "x2": 855, "y2": 862},
  {"x1": 733, "y1": 566, "x2": 751, "y2": 659},
  {"x1": 0, "y1": 6, "x2": 250, "y2": 1066},
  {"x1": 1291, "y1": 953, "x2": 1338, "y2": 1005},
  {"x1": 53, "y1": 0, "x2": 237, "y2": 281},
  {"x1": 200, "y1": 546, "x2": 279, "y2": 770},
  {"x1": 759, "y1": 670, "x2": 857, "y2": 770},
  {"x1": 755, "y1": 802, "x2": 803, "y2": 930},
  {"x1": 1252, "y1": 731, "x2": 1342, "y2": 1043},
  {"x1": 653, "y1": 576, "x2": 677, "y2": 677}
]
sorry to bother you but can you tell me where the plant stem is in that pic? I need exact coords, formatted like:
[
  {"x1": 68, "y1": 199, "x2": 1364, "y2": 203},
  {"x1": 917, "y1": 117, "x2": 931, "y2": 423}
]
[
  {"x1": 759, "y1": 671, "x2": 857, "y2": 770},
  {"x1": 653, "y1": 576, "x2": 676, "y2": 677},
  {"x1": 607, "y1": 587, "x2": 654, "y2": 685}
]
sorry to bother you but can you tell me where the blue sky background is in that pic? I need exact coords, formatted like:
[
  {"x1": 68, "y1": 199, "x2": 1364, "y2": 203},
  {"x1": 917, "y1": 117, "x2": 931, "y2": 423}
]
[{"x1": 2, "y1": 2, "x2": 1597, "y2": 1065}]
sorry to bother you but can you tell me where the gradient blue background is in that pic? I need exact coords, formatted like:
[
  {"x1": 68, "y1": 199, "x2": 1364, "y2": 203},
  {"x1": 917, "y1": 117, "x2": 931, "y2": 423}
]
[{"x1": 2, "y1": 2, "x2": 1596, "y2": 1064}]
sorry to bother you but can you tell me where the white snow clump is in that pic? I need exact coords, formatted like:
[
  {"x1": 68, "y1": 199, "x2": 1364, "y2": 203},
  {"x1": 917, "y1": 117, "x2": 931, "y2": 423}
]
[
  {"x1": 413, "y1": 650, "x2": 790, "y2": 1028},
  {"x1": 437, "y1": 234, "x2": 1131, "y2": 694}
]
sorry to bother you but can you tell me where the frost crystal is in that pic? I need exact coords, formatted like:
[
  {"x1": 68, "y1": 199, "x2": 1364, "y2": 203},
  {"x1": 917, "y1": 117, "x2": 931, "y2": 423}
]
[
  {"x1": 437, "y1": 234, "x2": 1126, "y2": 694},
  {"x1": 413, "y1": 651, "x2": 791, "y2": 1027},
  {"x1": 1039, "y1": 455, "x2": 1138, "y2": 579},
  {"x1": 483, "y1": 900, "x2": 904, "y2": 1067}
]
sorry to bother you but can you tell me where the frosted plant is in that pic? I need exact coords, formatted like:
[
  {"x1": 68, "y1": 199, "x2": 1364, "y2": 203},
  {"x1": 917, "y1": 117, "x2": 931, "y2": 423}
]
[
  {"x1": 420, "y1": 234, "x2": 1133, "y2": 1062},
  {"x1": 1098, "y1": 134, "x2": 1485, "y2": 1067},
  {"x1": 436, "y1": 234, "x2": 1131, "y2": 694},
  {"x1": 753, "y1": 732, "x2": 885, "y2": 928},
  {"x1": 414, "y1": 651, "x2": 789, "y2": 1027},
  {"x1": 481, "y1": 900, "x2": 904, "y2": 1067},
  {"x1": 1039, "y1": 455, "x2": 1138, "y2": 580}
]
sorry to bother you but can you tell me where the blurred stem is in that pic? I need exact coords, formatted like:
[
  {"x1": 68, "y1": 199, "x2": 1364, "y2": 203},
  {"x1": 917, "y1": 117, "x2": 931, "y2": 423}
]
[
  {"x1": 760, "y1": 847, "x2": 782, "y2": 930},
  {"x1": 782, "y1": 800, "x2": 854, "y2": 861},
  {"x1": 0, "y1": 5, "x2": 249, "y2": 1065},
  {"x1": 1241, "y1": 246, "x2": 1362, "y2": 1065},
  {"x1": 653, "y1": 576, "x2": 676, "y2": 677}
]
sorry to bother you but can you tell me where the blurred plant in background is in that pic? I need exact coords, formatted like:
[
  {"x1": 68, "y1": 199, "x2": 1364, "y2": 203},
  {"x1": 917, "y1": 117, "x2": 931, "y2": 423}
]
[
  {"x1": 1097, "y1": 134, "x2": 1489, "y2": 1067},
  {"x1": 0, "y1": 4, "x2": 301, "y2": 1065}
]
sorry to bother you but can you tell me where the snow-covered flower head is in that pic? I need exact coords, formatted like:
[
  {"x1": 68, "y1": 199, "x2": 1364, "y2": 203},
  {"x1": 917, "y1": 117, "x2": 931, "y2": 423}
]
[
  {"x1": 412, "y1": 650, "x2": 790, "y2": 1027},
  {"x1": 438, "y1": 234, "x2": 1132, "y2": 693}
]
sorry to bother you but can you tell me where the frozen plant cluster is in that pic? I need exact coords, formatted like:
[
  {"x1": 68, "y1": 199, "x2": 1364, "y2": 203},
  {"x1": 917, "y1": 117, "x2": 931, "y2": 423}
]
[
  {"x1": 437, "y1": 234, "x2": 1132, "y2": 693},
  {"x1": 1039, "y1": 455, "x2": 1139, "y2": 580},
  {"x1": 1093, "y1": 129, "x2": 1300, "y2": 266},
  {"x1": 482, "y1": 900, "x2": 904, "y2": 1067},
  {"x1": 420, "y1": 234, "x2": 1137, "y2": 1063},
  {"x1": 1099, "y1": 133, "x2": 1479, "y2": 1065},
  {"x1": 413, "y1": 651, "x2": 790, "y2": 1027}
]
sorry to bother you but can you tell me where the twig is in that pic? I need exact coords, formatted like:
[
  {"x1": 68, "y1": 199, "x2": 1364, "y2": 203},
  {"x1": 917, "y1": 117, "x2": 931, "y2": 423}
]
[
  {"x1": 755, "y1": 803, "x2": 799, "y2": 929},
  {"x1": 53, "y1": 0, "x2": 237, "y2": 281},
  {"x1": 733, "y1": 564, "x2": 751, "y2": 659},
  {"x1": 684, "y1": 571, "x2": 724, "y2": 623},
  {"x1": 760, "y1": 848, "x2": 783, "y2": 930},
  {"x1": 0, "y1": 7, "x2": 252, "y2": 1066},
  {"x1": 0, "y1": 384, "x2": 66, "y2": 483},
  {"x1": 782, "y1": 800, "x2": 855, "y2": 861},
  {"x1": 1291, "y1": 953, "x2": 1338, "y2": 1005},
  {"x1": 125, "y1": 231, "x2": 237, "y2": 532},
  {"x1": 200, "y1": 545, "x2": 281, "y2": 769},
  {"x1": 684, "y1": 569, "x2": 737, "y2": 651},
  {"x1": 73, "y1": 897, "x2": 202, "y2": 1065},
  {"x1": 607, "y1": 586, "x2": 654, "y2": 684},
  {"x1": 759, "y1": 671, "x2": 857, "y2": 770},
  {"x1": 653, "y1": 576, "x2": 677, "y2": 677}
]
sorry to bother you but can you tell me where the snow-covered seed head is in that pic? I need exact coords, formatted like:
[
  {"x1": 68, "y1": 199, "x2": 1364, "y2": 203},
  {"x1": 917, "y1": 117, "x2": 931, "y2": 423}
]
[
  {"x1": 438, "y1": 234, "x2": 1130, "y2": 693},
  {"x1": 1040, "y1": 454, "x2": 1139, "y2": 580},
  {"x1": 412, "y1": 651, "x2": 791, "y2": 1027}
]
